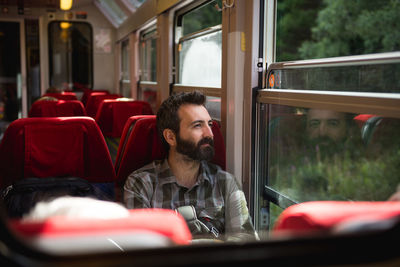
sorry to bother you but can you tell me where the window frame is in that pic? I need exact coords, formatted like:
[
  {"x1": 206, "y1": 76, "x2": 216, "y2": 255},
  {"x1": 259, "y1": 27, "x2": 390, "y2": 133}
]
[{"x1": 255, "y1": 0, "x2": 400, "y2": 232}]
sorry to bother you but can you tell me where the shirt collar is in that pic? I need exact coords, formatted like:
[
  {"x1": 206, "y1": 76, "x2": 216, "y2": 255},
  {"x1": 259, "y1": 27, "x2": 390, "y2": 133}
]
[{"x1": 158, "y1": 159, "x2": 215, "y2": 186}]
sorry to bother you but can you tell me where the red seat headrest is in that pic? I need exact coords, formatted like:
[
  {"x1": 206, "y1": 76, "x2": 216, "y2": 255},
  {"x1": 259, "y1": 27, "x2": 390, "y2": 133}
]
[
  {"x1": 273, "y1": 201, "x2": 400, "y2": 236},
  {"x1": 86, "y1": 94, "x2": 121, "y2": 118},
  {"x1": 81, "y1": 89, "x2": 109, "y2": 106},
  {"x1": 96, "y1": 100, "x2": 153, "y2": 138},
  {"x1": 0, "y1": 117, "x2": 116, "y2": 189},
  {"x1": 10, "y1": 208, "x2": 192, "y2": 245},
  {"x1": 28, "y1": 100, "x2": 86, "y2": 117},
  {"x1": 43, "y1": 92, "x2": 78, "y2": 101}
]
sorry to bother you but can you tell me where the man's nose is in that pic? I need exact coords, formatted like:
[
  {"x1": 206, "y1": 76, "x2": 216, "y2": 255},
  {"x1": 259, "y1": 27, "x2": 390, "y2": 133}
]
[
  {"x1": 319, "y1": 123, "x2": 328, "y2": 136},
  {"x1": 204, "y1": 124, "x2": 214, "y2": 138}
]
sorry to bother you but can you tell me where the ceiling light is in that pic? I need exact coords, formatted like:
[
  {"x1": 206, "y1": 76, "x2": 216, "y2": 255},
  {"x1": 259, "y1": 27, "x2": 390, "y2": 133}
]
[{"x1": 60, "y1": 0, "x2": 73, "y2": 11}]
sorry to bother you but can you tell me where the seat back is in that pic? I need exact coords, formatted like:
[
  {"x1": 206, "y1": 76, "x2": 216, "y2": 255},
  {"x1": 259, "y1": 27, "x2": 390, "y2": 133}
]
[
  {"x1": 10, "y1": 208, "x2": 192, "y2": 247},
  {"x1": 0, "y1": 117, "x2": 116, "y2": 189},
  {"x1": 43, "y1": 92, "x2": 78, "y2": 101},
  {"x1": 115, "y1": 116, "x2": 226, "y2": 187},
  {"x1": 86, "y1": 94, "x2": 121, "y2": 118},
  {"x1": 28, "y1": 100, "x2": 86, "y2": 117},
  {"x1": 272, "y1": 201, "x2": 400, "y2": 236},
  {"x1": 81, "y1": 89, "x2": 109, "y2": 106},
  {"x1": 95, "y1": 100, "x2": 153, "y2": 138},
  {"x1": 114, "y1": 115, "x2": 157, "y2": 176}
]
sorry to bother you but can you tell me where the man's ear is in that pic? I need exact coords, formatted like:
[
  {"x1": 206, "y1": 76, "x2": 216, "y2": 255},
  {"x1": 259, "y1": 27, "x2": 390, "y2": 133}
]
[{"x1": 163, "y1": 129, "x2": 176, "y2": 147}]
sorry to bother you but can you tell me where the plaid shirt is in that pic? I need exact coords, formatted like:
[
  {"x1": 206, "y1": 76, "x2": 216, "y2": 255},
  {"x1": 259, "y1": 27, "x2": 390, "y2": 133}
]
[{"x1": 124, "y1": 159, "x2": 257, "y2": 241}]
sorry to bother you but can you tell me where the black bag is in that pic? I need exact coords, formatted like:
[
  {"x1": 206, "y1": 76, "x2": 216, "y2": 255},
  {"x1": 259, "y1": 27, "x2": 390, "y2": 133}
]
[{"x1": 1, "y1": 177, "x2": 111, "y2": 218}]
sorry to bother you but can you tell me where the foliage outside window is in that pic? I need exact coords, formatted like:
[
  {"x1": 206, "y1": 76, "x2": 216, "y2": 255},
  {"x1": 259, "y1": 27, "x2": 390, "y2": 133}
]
[{"x1": 276, "y1": 0, "x2": 400, "y2": 61}]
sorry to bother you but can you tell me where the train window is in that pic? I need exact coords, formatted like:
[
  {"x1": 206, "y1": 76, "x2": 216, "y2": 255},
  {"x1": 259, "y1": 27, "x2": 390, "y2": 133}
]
[
  {"x1": 120, "y1": 38, "x2": 131, "y2": 98},
  {"x1": 94, "y1": 0, "x2": 128, "y2": 27},
  {"x1": 139, "y1": 29, "x2": 157, "y2": 82},
  {"x1": 121, "y1": 0, "x2": 146, "y2": 11},
  {"x1": 267, "y1": 62, "x2": 400, "y2": 93},
  {"x1": 176, "y1": 0, "x2": 222, "y2": 87},
  {"x1": 138, "y1": 27, "x2": 157, "y2": 112},
  {"x1": 257, "y1": 101, "x2": 400, "y2": 230},
  {"x1": 180, "y1": 0, "x2": 222, "y2": 36},
  {"x1": 257, "y1": 0, "x2": 400, "y2": 233},
  {"x1": 178, "y1": 26, "x2": 221, "y2": 87},
  {"x1": 174, "y1": 0, "x2": 222, "y2": 121},
  {"x1": 25, "y1": 19, "x2": 40, "y2": 110},
  {"x1": 276, "y1": 0, "x2": 400, "y2": 61},
  {"x1": 48, "y1": 21, "x2": 93, "y2": 91}
]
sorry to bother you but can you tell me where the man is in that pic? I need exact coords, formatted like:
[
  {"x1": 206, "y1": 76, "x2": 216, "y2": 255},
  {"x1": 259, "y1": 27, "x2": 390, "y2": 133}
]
[
  {"x1": 306, "y1": 108, "x2": 352, "y2": 156},
  {"x1": 124, "y1": 91, "x2": 257, "y2": 241},
  {"x1": 306, "y1": 109, "x2": 347, "y2": 146}
]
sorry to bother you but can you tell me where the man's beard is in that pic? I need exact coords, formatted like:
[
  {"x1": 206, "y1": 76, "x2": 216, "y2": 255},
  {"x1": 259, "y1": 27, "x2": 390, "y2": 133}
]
[
  {"x1": 176, "y1": 134, "x2": 215, "y2": 162},
  {"x1": 308, "y1": 136, "x2": 345, "y2": 156}
]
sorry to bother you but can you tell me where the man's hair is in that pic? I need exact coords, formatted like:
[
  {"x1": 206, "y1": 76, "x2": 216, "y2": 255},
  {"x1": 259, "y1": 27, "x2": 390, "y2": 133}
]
[{"x1": 157, "y1": 91, "x2": 206, "y2": 150}]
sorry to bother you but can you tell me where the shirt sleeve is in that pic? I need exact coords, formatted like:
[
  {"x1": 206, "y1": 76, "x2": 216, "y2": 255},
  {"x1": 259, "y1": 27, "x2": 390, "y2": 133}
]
[
  {"x1": 123, "y1": 171, "x2": 153, "y2": 209},
  {"x1": 223, "y1": 174, "x2": 259, "y2": 241}
]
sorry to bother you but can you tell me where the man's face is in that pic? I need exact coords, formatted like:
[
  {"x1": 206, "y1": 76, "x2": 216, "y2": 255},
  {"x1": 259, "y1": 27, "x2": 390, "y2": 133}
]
[
  {"x1": 307, "y1": 109, "x2": 347, "y2": 147},
  {"x1": 175, "y1": 104, "x2": 215, "y2": 161}
]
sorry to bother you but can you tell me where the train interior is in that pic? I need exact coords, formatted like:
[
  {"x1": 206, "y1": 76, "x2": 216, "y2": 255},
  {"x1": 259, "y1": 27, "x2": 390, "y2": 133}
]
[{"x1": 0, "y1": 0, "x2": 399, "y2": 266}]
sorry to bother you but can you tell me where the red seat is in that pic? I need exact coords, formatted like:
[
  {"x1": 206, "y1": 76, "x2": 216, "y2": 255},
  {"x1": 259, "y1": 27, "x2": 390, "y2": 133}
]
[
  {"x1": 43, "y1": 92, "x2": 78, "y2": 101},
  {"x1": 86, "y1": 94, "x2": 122, "y2": 118},
  {"x1": 115, "y1": 116, "x2": 226, "y2": 188},
  {"x1": 114, "y1": 115, "x2": 157, "y2": 176},
  {"x1": 10, "y1": 208, "x2": 192, "y2": 249},
  {"x1": 0, "y1": 117, "x2": 116, "y2": 189},
  {"x1": 95, "y1": 100, "x2": 153, "y2": 138},
  {"x1": 28, "y1": 100, "x2": 86, "y2": 117},
  {"x1": 272, "y1": 201, "x2": 400, "y2": 236},
  {"x1": 81, "y1": 89, "x2": 109, "y2": 107}
]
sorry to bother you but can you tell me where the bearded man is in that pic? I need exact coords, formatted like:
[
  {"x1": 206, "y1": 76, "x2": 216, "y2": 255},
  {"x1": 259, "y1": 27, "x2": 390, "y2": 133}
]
[{"x1": 123, "y1": 91, "x2": 257, "y2": 241}]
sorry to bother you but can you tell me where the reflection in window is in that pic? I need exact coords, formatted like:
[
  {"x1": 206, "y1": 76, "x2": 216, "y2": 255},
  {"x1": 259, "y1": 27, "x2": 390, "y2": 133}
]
[
  {"x1": 139, "y1": 29, "x2": 157, "y2": 82},
  {"x1": 95, "y1": 0, "x2": 128, "y2": 27},
  {"x1": 178, "y1": 29, "x2": 221, "y2": 87},
  {"x1": 205, "y1": 96, "x2": 221, "y2": 121},
  {"x1": 267, "y1": 63, "x2": 400, "y2": 93},
  {"x1": 263, "y1": 104, "x2": 400, "y2": 205},
  {"x1": 181, "y1": 0, "x2": 222, "y2": 36},
  {"x1": 48, "y1": 21, "x2": 92, "y2": 90},
  {"x1": 276, "y1": 0, "x2": 400, "y2": 61}
]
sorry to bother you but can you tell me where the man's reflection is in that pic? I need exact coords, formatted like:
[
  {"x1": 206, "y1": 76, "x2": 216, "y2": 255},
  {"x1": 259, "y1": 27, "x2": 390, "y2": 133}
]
[{"x1": 306, "y1": 109, "x2": 352, "y2": 155}]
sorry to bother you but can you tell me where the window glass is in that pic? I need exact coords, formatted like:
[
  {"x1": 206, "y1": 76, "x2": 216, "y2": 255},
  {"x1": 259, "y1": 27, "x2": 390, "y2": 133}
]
[
  {"x1": 267, "y1": 62, "x2": 400, "y2": 93},
  {"x1": 262, "y1": 103, "x2": 400, "y2": 205},
  {"x1": 138, "y1": 86, "x2": 157, "y2": 113},
  {"x1": 205, "y1": 96, "x2": 221, "y2": 121},
  {"x1": 96, "y1": 0, "x2": 128, "y2": 27},
  {"x1": 139, "y1": 29, "x2": 157, "y2": 82},
  {"x1": 276, "y1": 0, "x2": 400, "y2": 61},
  {"x1": 123, "y1": 0, "x2": 145, "y2": 9},
  {"x1": 120, "y1": 39, "x2": 130, "y2": 98},
  {"x1": 178, "y1": 29, "x2": 221, "y2": 87},
  {"x1": 181, "y1": 0, "x2": 222, "y2": 36},
  {"x1": 48, "y1": 21, "x2": 92, "y2": 90}
]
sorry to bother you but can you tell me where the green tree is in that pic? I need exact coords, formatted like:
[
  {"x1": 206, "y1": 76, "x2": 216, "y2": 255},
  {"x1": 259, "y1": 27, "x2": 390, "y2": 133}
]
[
  {"x1": 276, "y1": 0, "x2": 323, "y2": 61},
  {"x1": 299, "y1": 0, "x2": 400, "y2": 59}
]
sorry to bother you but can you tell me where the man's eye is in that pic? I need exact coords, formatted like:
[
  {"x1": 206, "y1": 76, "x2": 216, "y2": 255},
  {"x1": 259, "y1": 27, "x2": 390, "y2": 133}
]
[
  {"x1": 309, "y1": 120, "x2": 320, "y2": 128},
  {"x1": 328, "y1": 119, "x2": 340, "y2": 127}
]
